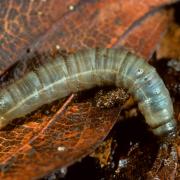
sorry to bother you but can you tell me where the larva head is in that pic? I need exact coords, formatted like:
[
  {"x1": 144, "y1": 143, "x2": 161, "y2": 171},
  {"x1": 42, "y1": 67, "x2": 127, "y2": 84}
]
[{"x1": 151, "y1": 118, "x2": 177, "y2": 137}]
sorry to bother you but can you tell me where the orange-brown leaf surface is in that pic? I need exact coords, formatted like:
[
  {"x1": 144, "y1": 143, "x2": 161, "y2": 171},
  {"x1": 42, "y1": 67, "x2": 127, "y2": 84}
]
[
  {"x1": 157, "y1": 22, "x2": 180, "y2": 59},
  {"x1": 0, "y1": 100, "x2": 120, "y2": 179},
  {"x1": 0, "y1": 0, "x2": 176, "y2": 75},
  {"x1": 0, "y1": 0, "x2": 178, "y2": 179}
]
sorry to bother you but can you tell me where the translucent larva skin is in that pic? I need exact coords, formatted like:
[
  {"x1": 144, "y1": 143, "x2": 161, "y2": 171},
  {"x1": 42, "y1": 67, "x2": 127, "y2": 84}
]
[{"x1": 0, "y1": 48, "x2": 176, "y2": 136}]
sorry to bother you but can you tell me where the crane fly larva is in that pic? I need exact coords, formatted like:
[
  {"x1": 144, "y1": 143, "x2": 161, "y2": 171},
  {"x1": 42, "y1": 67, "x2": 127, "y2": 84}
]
[{"x1": 0, "y1": 48, "x2": 176, "y2": 136}]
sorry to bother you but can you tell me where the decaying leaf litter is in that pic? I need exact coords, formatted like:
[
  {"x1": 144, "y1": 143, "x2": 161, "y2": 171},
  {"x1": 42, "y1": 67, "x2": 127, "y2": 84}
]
[{"x1": 0, "y1": 0, "x2": 179, "y2": 179}]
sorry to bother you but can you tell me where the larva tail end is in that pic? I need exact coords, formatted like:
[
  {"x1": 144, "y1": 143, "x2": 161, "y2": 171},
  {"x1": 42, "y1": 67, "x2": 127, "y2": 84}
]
[
  {"x1": 0, "y1": 117, "x2": 9, "y2": 130},
  {"x1": 152, "y1": 119, "x2": 177, "y2": 137}
]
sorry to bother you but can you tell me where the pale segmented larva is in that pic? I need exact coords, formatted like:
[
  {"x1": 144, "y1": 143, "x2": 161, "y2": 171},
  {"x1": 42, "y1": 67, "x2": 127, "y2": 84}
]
[{"x1": 0, "y1": 48, "x2": 176, "y2": 136}]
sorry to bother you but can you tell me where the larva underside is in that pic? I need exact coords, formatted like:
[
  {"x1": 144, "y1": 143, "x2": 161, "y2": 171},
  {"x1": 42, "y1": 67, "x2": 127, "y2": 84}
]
[{"x1": 0, "y1": 48, "x2": 176, "y2": 136}]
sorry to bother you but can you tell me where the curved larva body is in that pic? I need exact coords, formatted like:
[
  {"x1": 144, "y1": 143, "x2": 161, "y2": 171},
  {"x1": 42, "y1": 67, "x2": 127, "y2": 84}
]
[{"x1": 0, "y1": 48, "x2": 176, "y2": 136}]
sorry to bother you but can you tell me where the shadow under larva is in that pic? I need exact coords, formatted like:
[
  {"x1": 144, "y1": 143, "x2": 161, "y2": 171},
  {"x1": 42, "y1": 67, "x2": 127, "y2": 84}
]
[{"x1": 0, "y1": 48, "x2": 176, "y2": 136}]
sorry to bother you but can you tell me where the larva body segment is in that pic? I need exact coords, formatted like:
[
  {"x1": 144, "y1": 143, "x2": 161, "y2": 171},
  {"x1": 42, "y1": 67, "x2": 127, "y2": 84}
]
[{"x1": 0, "y1": 48, "x2": 176, "y2": 136}]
